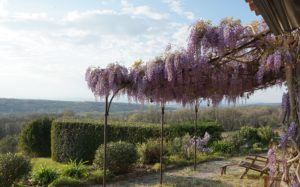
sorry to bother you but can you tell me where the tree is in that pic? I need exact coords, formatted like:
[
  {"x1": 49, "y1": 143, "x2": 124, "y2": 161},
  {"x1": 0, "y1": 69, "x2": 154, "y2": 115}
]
[{"x1": 86, "y1": 18, "x2": 300, "y2": 185}]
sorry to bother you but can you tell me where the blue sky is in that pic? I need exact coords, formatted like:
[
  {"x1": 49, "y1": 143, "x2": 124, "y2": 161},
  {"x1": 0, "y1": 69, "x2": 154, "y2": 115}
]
[{"x1": 0, "y1": 0, "x2": 285, "y2": 103}]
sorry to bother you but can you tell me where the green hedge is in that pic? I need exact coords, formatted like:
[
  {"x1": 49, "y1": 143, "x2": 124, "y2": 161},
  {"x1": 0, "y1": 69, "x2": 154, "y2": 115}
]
[
  {"x1": 51, "y1": 120, "x2": 222, "y2": 163},
  {"x1": 19, "y1": 117, "x2": 53, "y2": 157}
]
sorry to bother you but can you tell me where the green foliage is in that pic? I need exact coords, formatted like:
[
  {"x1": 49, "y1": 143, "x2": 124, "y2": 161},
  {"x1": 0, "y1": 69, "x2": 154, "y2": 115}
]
[
  {"x1": 232, "y1": 126, "x2": 276, "y2": 149},
  {"x1": 51, "y1": 120, "x2": 222, "y2": 163},
  {"x1": 257, "y1": 126, "x2": 277, "y2": 144},
  {"x1": 86, "y1": 170, "x2": 113, "y2": 184},
  {"x1": 166, "y1": 155, "x2": 190, "y2": 166},
  {"x1": 167, "y1": 137, "x2": 183, "y2": 155},
  {"x1": 31, "y1": 165, "x2": 60, "y2": 186},
  {"x1": 62, "y1": 160, "x2": 88, "y2": 179},
  {"x1": 0, "y1": 153, "x2": 31, "y2": 187},
  {"x1": 93, "y1": 141, "x2": 138, "y2": 174},
  {"x1": 151, "y1": 163, "x2": 165, "y2": 172},
  {"x1": 212, "y1": 126, "x2": 277, "y2": 155},
  {"x1": 0, "y1": 135, "x2": 18, "y2": 154},
  {"x1": 128, "y1": 106, "x2": 281, "y2": 130},
  {"x1": 166, "y1": 134, "x2": 191, "y2": 159},
  {"x1": 211, "y1": 140, "x2": 234, "y2": 154},
  {"x1": 49, "y1": 176, "x2": 82, "y2": 187},
  {"x1": 137, "y1": 139, "x2": 163, "y2": 165},
  {"x1": 166, "y1": 122, "x2": 222, "y2": 142},
  {"x1": 19, "y1": 117, "x2": 53, "y2": 157}
]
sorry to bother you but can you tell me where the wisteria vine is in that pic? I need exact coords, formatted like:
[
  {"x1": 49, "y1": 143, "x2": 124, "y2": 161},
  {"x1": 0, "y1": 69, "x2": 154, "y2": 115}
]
[{"x1": 86, "y1": 17, "x2": 300, "y2": 186}]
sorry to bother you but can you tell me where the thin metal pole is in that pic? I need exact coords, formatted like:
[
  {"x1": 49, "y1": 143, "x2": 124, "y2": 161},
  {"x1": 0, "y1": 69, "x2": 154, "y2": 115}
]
[
  {"x1": 103, "y1": 96, "x2": 108, "y2": 187},
  {"x1": 160, "y1": 106, "x2": 165, "y2": 185},
  {"x1": 194, "y1": 104, "x2": 198, "y2": 171}
]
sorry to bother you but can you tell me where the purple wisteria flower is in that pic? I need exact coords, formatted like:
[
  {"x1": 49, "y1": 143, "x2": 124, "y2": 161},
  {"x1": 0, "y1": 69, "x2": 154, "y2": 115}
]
[
  {"x1": 292, "y1": 175, "x2": 300, "y2": 187},
  {"x1": 267, "y1": 148, "x2": 277, "y2": 178},
  {"x1": 279, "y1": 121, "x2": 297, "y2": 152},
  {"x1": 186, "y1": 132, "x2": 211, "y2": 152}
]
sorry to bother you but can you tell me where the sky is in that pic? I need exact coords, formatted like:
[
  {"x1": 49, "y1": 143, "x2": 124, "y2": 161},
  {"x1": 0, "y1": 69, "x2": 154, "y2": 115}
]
[{"x1": 0, "y1": 0, "x2": 286, "y2": 103}]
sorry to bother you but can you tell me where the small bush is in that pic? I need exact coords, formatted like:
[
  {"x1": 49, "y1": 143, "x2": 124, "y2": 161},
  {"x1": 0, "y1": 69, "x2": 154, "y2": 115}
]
[
  {"x1": 137, "y1": 139, "x2": 166, "y2": 165},
  {"x1": 32, "y1": 165, "x2": 60, "y2": 186},
  {"x1": 166, "y1": 134, "x2": 192, "y2": 159},
  {"x1": 49, "y1": 176, "x2": 82, "y2": 187},
  {"x1": 0, "y1": 135, "x2": 18, "y2": 154},
  {"x1": 211, "y1": 140, "x2": 234, "y2": 154},
  {"x1": 62, "y1": 160, "x2": 88, "y2": 179},
  {"x1": 20, "y1": 117, "x2": 53, "y2": 157},
  {"x1": 257, "y1": 126, "x2": 276, "y2": 144},
  {"x1": 151, "y1": 163, "x2": 165, "y2": 172},
  {"x1": 0, "y1": 153, "x2": 31, "y2": 187},
  {"x1": 94, "y1": 141, "x2": 138, "y2": 174},
  {"x1": 167, "y1": 137, "x2": 182, "y2": 155}
]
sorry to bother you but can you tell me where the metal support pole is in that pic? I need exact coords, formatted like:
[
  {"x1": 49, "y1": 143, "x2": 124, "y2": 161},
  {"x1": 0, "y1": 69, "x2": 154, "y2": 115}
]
[
  {"x1": 160, "y1": 106, "x2": 165, "y2": 185},
  {"x1": 103, "y1": 96, "x2": 108, "y2": 187},
  {"x1": 194, "y1": 104, "x2": 198, "y2": 171}
]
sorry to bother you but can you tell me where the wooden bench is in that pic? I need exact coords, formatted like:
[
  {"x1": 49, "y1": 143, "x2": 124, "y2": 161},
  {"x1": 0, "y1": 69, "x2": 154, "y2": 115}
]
[
  {"x1": 220, "y1": 154, "x2": 269, "y2": 179},
  {"x1": 220, "y1": 163, "x2": 238, "y2": 176},
  {"x1": 239, "y1": 154, "x2": 269, "y2": 179}
]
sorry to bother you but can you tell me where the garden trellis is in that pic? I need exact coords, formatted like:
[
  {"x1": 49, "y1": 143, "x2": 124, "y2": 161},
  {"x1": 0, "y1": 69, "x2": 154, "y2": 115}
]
[{"x1": 86, "y1": 18, "x2": 300, "y2": 186}]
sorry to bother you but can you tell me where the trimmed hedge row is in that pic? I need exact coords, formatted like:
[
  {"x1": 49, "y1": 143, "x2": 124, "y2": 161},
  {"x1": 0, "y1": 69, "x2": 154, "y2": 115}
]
[{"x1": 51, "y1": 120, "x2": 222, "y2": 163}]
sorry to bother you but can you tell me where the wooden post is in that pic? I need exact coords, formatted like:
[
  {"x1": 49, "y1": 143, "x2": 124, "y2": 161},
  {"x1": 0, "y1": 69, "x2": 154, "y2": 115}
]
[
  {"x1": 160, "y1": 106, "x2": 165, "y2": 185},
  {"x1": 194, "y1": 104, "x2": 198, "y2": 171}
]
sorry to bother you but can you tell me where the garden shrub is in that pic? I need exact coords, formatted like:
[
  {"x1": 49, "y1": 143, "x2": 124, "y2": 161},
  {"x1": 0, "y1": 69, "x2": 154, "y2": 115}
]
[
  {"x1": 137, "y1": 139, "x2": 159, "y2": 165},
  {"x1": 51, "y1": 119, "x2": 222, "y2": 162},
  {"x1": 20, "y1": 117, "x2": 53, "y2": 157},
  {"x1": 62, "y1": 160, "x2": 88, "y2": 179},
  {"x1": 0, "y1": 153, "x2": 31, "y2": 187},
  {"x1": 151, "y1": 163, "x2": 165, "y2": 172},
  {"x1": 257, "y1": 126, "x2": 276, "y2": 145},
  {"x1": 93, "y1": 141, "x2": 138, "y2": 174},
  {"x1": 167, "y1": 137, "x2": 183, "y2": 155},
  {"x1": 211, "y1": 140, "x2": 234, "y2": 154},
  {"x1": 137, "y1": 139, "x2": 168, "y2": 164},
  {"x1": 31, "y1": 165, "x2": 60, "y2": 186},
  {"x1": 211, "y1": 126, "x2": 278, "y2": 155},
  {"x1": 0, "y1": 135, "x2": 18, "y2": 154},
  {"x1": 232, "y1": 126, "x2": 277, "y2": 149},
  {"x1": 166, "y1": 133, "x2": 191, "y2": 159}
]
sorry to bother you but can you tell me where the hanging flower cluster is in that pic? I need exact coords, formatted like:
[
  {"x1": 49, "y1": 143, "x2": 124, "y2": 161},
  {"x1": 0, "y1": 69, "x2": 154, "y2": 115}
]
[{"x1": 85, "y1": 63, "x2": 130, "y2": 97}]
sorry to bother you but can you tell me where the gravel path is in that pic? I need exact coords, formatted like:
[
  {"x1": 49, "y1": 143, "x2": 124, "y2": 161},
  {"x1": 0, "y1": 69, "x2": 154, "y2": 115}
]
[{"x1": 93, "y1": 157, "x2": 265, "y2": 187}]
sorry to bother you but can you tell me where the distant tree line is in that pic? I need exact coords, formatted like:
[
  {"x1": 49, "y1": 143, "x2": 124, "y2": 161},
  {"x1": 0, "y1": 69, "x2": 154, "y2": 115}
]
[
  {"x1": 0, "y1": 105, "x2": 281, "y2": 139},
  {"x1": 127, "y1": 106, "x2": 281, "y2": 130}
]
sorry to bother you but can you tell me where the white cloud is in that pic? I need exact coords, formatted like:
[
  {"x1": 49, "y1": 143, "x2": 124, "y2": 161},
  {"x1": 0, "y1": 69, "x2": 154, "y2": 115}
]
[
  {"x1": 164, "y1": 0, "x2": 195, "y2": 20},
  {"x1": 0, "y1": 0, "x2": 9, "y2": 19},
  {"x1": 172, "y1": 24, "x2": 190, "y2": 47},
  {"x1": 63, "y1": 9, "x2": 117, "y2": 22},
  {"x1": 12, "y1": 12, "x2": 51, "y2": 21},
  {"x1": 121, "y1": 0, "x2": 168, "y2": 20}
]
